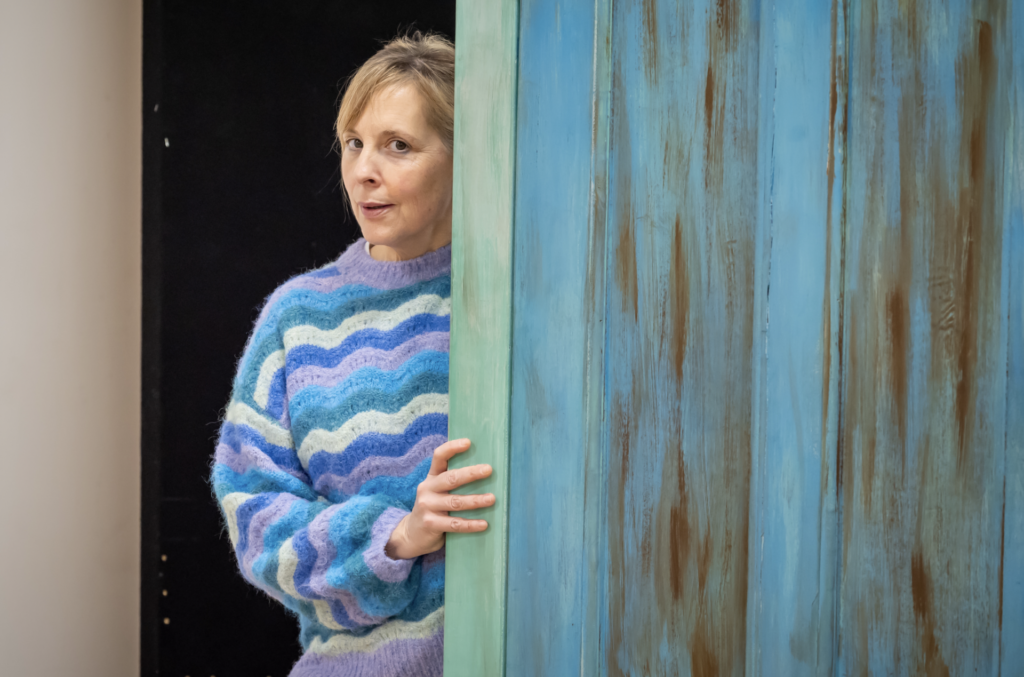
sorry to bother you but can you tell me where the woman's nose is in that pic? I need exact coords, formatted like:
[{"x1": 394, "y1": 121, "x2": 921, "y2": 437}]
[{"x1": 353, "y1": 150, "x2": 381, "y2": 184}]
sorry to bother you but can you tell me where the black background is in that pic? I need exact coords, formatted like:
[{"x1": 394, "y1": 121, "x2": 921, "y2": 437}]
[{"x1": 142, "y1": 2, "x2": 456, "y2": 675}]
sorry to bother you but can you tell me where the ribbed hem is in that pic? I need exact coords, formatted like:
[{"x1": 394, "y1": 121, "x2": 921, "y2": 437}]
[
  {"x1": 337, "y1": 238, "x2": 452, "y2": 289},
  {"x1": 291, "y1": 609, "x2": 444, "y2": 677}
]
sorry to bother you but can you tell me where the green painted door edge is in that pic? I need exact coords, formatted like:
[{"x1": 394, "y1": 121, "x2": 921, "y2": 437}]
[{"x1": 444, "y1": 1, "x2": 518, "y2": 676}]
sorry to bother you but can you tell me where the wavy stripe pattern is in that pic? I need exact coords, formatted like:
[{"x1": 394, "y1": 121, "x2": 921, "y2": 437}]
[{"x1": 210, "y1": 239, "x2": 450, "y2": 674}]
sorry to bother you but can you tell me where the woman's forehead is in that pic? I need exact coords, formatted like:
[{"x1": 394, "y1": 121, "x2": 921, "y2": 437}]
[{"x1": 348, "y1": 84, "x2": 432, "y2": 137}]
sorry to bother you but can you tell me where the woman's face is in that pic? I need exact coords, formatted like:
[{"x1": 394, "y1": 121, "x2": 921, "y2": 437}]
[{"x1": 340, "y1": 84, "x2": 453, "y2": 260}]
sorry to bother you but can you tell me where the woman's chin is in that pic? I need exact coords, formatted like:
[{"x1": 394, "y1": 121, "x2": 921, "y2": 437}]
[{"x1": 358, "y1": 224, "x2": 398, "y2": 246}]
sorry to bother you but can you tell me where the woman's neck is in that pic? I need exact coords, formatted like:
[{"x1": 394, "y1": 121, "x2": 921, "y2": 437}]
[{"x1": 367, "y1": 234, "x2": 452, "y2": 262}]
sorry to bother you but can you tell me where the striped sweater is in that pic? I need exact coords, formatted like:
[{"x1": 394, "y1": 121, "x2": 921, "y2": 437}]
[{"x1": 211, "y1": 238, "x2": 450, "y2": 676}]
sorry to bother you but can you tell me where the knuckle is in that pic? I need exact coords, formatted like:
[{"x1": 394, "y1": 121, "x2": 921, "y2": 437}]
[
  {"x1": 449, "y1": 495, "x2": 463, "y2": 510},
  {"x1": 450, "y1": 518, "x2": 462, "y2": 531},
  {"x1": 445, "y1": 471, "x2": 459, "y2": 487}
]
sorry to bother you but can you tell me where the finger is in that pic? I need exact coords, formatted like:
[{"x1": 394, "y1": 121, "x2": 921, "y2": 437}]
[
  {"x1": 428, "y1": 438, "x2": 472, "y2": 476},
  {"x1": 440, "y1": 517, "x2": 489, "y2": 533},
  {"x1": 427, "y1": 463, "x2": 493, "y2": 493},
  {"x1": 422, "y1": 492, "x2": 496, "y2": 513}
]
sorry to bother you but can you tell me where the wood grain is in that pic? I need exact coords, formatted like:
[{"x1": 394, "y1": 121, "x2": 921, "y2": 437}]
[
  {"x1": 444, "y1": 0, "x2": 518, "y2": 674},
  {"x1": 838, "y1": 1, "x2": 1016, "y2": 673},
  {"x1": 505, "y1": 0, "x2": 606, "y2": 674},
  {"x1": 448, "y1": 1, "x2": 1023, "y2": 674},
  {"x1": 601, "y1": 1, "x2": 760, "y2": 674},
  {"x1": 747, "y1": 1, "x2": 847, "y2": 675}
]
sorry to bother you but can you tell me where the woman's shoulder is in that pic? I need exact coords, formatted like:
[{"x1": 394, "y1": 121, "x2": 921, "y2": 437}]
[
  {"x1": 254, "y1": 238, "x2": 453, "y2": 336},
  {"x1": 254, "y1": 239, "x2": 369, "y2": 324}
]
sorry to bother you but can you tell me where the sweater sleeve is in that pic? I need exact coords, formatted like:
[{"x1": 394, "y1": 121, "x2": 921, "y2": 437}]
[{"x1": 210, "y1": 297, "x2": 422, "y2": 631}]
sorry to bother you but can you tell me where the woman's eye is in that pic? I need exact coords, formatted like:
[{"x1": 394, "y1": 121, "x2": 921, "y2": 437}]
[
  {"x1": 346, "y1": 138, "x2": 362, "y2": 151},
  {"x1": 389, "y1": 139, "x2": 409, "y2": 152}
]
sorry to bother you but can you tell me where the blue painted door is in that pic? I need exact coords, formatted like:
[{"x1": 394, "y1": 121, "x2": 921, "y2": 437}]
[{"x1": 493, "y1": 0, "x2": 1023, "y2": 675}]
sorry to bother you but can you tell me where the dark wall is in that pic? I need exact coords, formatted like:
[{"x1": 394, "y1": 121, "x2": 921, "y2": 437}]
[{"x1": 141, "y1": 3, "x2": 456, "y2": 675}]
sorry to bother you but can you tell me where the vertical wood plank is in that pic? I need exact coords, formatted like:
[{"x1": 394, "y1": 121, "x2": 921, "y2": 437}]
[
  {"x1": 748, "y1": 0, "x2": 847, "y2": 675},
  {"x1": 505, "y1": 0, "x2": 613, "y2": 673},
  {"x1": 445, "y1": 1, "x2": 518, "y2": 675},
  {"x1": 839, "y1": 1, "x2": 1013, "y2": 673},
  {"x1": 602, "y1": 0, "x2": 760, "y2": 673},
  {"x1": 1000, "y1": 3, "x2": 1023, "y2": 672},
  {"x1": 581, "y1": 3, "x2": 615, "y2": 675}
]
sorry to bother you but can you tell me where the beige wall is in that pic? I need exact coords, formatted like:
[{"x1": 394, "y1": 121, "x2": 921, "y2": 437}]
[{"x1": 0, "y1": 1, "x2": 142, "y2": 675}]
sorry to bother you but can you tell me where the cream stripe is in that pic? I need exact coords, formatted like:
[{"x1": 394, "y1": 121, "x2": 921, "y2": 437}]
[
  {"x1": 308, "y1": 607, "x2": 445, "y2": 657},
  {"x1": 298, "y1": 393, "x2": 449, "y2": 465},
  {"x1": 277, "y1": 537, "x2": 302, "y2": 598},
  {"x1": 283, "y1": 295, "x2": 450, "y2": 350},
  {"x1": 221, "y1": 491, "x2": 256, "y2": 546},
  {"x1": 313, "y1": 599, "x2": 348, "y2": 631},
  {"x1": 253, "y1": 349, "x2": 286, "y2": 409},
  {"x1": 225, "y1": 400, "x2": 294, "y2": 448}
]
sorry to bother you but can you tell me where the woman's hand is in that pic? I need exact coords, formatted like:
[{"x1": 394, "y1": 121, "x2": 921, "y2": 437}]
[{"x1": 385, "y1": 438, "x2": 495, "y2": 560}]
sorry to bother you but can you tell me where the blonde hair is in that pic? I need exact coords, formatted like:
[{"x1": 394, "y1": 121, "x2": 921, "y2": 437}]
[{"x1": 336, "y1": 31, "x2": 455, "y2": 152}]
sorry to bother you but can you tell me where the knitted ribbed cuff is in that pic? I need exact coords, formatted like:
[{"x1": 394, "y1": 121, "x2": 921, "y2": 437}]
[{"x1": 363, "y1": 507, "x2": 416, "y2": 583}]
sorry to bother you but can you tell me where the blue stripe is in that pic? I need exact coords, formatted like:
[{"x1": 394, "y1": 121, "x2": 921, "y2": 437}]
[
  {"x1": 399, "y1": 555, "x2": 445, "y2": 622},
  {"x1": 336, "y1": 456, "x2": 432, "y2": 507},
  {"x1": 218, "y1": 420, "x2": 305, "y2": 474},
  {"x1": 306, "y1": 413, "x2": 448, "y2": 479},
  {"x1": 237, "y1": 272, "x2": 447, "y2": 394},
  {"x1": 285, "y1": 314, "x2": 451, "y2": 370},
  {"x1": 232, "y1": 493, "x2": 277, "y2": 556},
  {"x1": 212, "y1": 464, "x2": 320, "y2": 502},
  {"x1": 274, "y1": 274, "x2": 451, "y2": 335},
  {"x1": 265, "y1": 368, "x2": 288, "y2": 420},
  {"x1": 289, "y1": 351, "x2": 449, "y2": 414},
  {"x1": 291, "y1": 370, "x2": 449, "y2": 449}
]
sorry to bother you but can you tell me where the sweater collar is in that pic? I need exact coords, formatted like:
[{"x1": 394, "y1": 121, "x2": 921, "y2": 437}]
[{"x1": 337, "y1": 237, "x2": 452, "y2": 288}]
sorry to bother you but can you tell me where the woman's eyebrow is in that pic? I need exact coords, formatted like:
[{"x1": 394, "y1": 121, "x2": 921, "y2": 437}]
[{"x1": 377, "y1": 128, "x2": 420, "y2": 142}]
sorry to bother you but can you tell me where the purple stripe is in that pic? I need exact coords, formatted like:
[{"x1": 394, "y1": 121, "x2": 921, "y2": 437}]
[
  {"x1": 290, "y1": 625, "x2": 443, "y2": 677},
  {"x1": 287, "y1": 332, "x2": 450, "y2": 396},
  {"x1": 240, "y1": 493, "x2": 300, "y2": 577},
  {"x1": 215, "y1": 442, "x2": 308, "y2": 483},
  {"x1": 363, "y1": 507, "x2": 414, "y2": 583},
  {"x1": 258, "y1": 276, "x2": 352, "y2": 324},
  {"x1": 305, "y1": 507, "x2": 386, "y2": 627},
  {"x1": 333, "y1": 588, "x2": 386, "y2": 628},
  {"x1": 313, "y1": 435, "x2": 444, "y2": 497}
]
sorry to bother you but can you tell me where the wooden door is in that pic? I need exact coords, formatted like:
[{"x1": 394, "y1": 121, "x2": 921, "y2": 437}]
[{"x1": 445, "y1": 1, "x2": 1023, "y2": 675}]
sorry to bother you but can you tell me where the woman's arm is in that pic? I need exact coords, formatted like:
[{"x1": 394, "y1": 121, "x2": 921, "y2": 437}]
[{"x1": 210, "y1": 303, "x2": 427, "y2": 631}]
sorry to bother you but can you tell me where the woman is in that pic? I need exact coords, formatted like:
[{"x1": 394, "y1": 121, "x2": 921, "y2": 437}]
[{"x1": 210, "y1": 32, "x2": 493, "y2": 676}]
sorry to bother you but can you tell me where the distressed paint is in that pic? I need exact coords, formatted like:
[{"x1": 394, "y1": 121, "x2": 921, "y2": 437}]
[
  {"x1": 748, "y1": 0, "x2": 847, "y2": 675},
  {"x1": 450, "y1": 0, "x2": 1023, "y2": 674},
  {"x1": 601, "y1": 1, "x2": 760, "y2": 674},
  {"x1": 505, "y1": 0, "x2": 609, "y2": 674},
  {"x1": 444, "y1": 0, "x2": 518, "y2": 675},
  {"x1": 1000, "y1": 5, "x2": 1024, "y2": 675},
  {"x1": 838, "y1": 1, "x2": 1015, "y2": 674}
]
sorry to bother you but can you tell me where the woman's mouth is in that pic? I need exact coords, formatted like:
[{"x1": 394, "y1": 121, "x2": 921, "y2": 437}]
[{"x1": 359, "y1": 202, "x2": 394, "y2": 219}]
